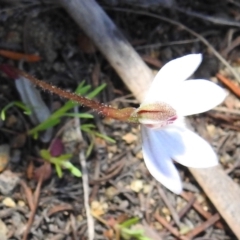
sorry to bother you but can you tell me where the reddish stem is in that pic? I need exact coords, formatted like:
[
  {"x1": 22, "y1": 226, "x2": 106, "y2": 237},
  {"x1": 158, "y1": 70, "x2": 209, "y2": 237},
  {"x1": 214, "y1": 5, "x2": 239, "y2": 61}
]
[{"x1": 1, "y1": 65, "x2": 136, "y2": 122}]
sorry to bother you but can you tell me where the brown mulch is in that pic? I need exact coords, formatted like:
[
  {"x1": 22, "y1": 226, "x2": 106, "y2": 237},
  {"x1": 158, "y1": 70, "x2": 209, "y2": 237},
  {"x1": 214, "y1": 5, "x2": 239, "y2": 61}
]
[{"x1": 0, "y1": 0, "x2": 239, "y2": 239}]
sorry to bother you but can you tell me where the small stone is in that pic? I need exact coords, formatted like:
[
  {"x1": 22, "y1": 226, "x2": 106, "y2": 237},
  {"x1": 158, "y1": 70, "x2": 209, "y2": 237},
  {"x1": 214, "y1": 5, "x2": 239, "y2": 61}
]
[
  {"x1": 134, "y1": 171, "x2": 142, "y2": 179},
  {"x1": 130, "y1": 180, "x2": 143, "y2": 193},
  {"x1": 76, "y1": 215, "x2": 83, "y2": 222},
  {"x1": 132, "y1": 128, "x2": 138, "y2": 133},
  {"x1": 179, "y1": 225, "x2": 192, "y2": 235},
  {"x1": 17, "y1": 200, "x2": 26, "y2": 207},
  {"x1": 165, "y1": 215, "x2": 171, "y2": 222},
  {"x1": 162, "y1": 207, "x2": 170, "y2": 215},
  {"x1": 122, "y1": 133, "x2": 137, "y2": 144},
  {"x1": 143, "y1": 184, "x2": 151, "y2": 194},
  {"x1": 0, "y1": 170, "x2": 19, "y2": 195},
  {"x1": 0, "y1": 219, "x2": 8, "y2": 240},
  {"x1": 196, "y1": 193, "x2": 206, "y2": 204},
  {"x1": 149, "y1": 198, "x2": 155, "y2": 205},
  {"x1": 153, "y1": 221, "x2": 163, "y2": 230},
  {"x1": 91, "y1": 201, "x2": 108, "y2": 216},
  {"x1": 105, "y1": 186, "x2": 117, "y2": 199},
  {"x1": 2, "y1": 197, "x2": 16, "y2": 208},
  {"x1": 203, "y1": 205, "x2": 209, "y2": 211},
  {"x1": 107, "y1": 145, "x2": 117, "y2": 153},
  {"x1": 136, "y1": 151, "x2": 143, "y2": 159},
  {"x1": 118, "y1": 200, "x2": 129, "y2": 209},
  {"x1": 206, "y1": 124, "x2": 216, "y2": 138}
]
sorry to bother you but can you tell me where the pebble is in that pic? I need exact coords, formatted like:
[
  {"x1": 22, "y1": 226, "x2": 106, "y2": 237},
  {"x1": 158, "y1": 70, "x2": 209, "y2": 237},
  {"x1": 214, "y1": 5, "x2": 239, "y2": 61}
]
[
  {"x1": 2, "y1": 197, "x2": 16, "y2": 208},
  {"x1": 0, "y1": 219, "x2": 8, "y2": 240},
  {"x1": 0, "y1": 170, "x2": 20, "y2": 195},
  {"x1": 130, "y1": 179, "x2": 143, "y2": 193}
]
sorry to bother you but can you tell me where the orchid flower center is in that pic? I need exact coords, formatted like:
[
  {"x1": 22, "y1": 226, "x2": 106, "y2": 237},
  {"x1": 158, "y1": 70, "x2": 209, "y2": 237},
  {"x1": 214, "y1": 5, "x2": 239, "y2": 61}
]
[{"x1": 135, "y1": 102, "x2": 177, "y2": 129}]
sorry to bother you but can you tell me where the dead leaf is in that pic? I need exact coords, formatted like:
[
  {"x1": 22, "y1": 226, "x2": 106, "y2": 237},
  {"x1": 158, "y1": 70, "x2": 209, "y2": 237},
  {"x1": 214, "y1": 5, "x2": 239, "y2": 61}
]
[
  {"x1": 26, "y1": 160, "x2": 34, "y2": 179},
  {"x1": 78, "y1": 33, "x2": 96, "y2": 54},
  {"x1": 34, "y1": 162, "x2": 52, "y2": 182}
]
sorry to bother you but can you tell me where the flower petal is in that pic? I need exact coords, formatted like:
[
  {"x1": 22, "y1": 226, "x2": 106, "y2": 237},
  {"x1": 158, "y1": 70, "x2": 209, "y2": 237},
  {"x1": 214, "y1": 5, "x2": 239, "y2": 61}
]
[
  {"x1": 166, "y1": 80, "x2": 227, "y2": 116},
  {"x1": 141, "y1": 126, "x2": 182, "y2": 194},
  {"x1": 160, "y1": 124, "x2": 218, "y2": 168},
  {"x1": 144, "y1": 54, "x2": 202, "y2": 102}
]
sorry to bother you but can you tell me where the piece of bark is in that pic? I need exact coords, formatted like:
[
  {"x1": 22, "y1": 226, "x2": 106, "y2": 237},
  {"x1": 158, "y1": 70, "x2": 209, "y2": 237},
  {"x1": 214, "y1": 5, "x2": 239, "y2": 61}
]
[
  {"x1": 190, "y1": 166, "x2": 240, "y2": 239},
  {"x1": 58, "y1": 0, "x2": 240, "y2": 238},
  {"x1": 59, "y1": 0, "x2": 153, "y2": 102}
]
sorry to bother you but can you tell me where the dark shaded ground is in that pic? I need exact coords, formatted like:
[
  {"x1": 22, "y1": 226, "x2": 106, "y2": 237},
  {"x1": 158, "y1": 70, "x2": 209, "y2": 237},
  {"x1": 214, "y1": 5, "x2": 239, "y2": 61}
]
[{"x1": 0, "y1": 1, "x2": 239, "y2": 239}]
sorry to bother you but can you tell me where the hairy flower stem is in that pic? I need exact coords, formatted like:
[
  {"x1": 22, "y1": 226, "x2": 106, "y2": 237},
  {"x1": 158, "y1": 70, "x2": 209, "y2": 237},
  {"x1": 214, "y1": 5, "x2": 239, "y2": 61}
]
[{"x1": 7, "y1": 66, "x2": 137, "y2": 122}]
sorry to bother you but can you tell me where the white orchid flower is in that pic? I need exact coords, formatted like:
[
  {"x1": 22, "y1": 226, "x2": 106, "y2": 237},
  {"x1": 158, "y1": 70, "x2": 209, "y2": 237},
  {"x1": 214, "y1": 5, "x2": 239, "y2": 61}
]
[{"x1": 135, "y1": 54, "x2": 227, "y2": 194}]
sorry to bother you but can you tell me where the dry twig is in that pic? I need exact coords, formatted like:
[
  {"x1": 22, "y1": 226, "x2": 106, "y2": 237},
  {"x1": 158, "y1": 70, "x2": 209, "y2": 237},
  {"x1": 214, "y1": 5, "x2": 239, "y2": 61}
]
[
  {"x1": 22, "y1": 168, "x2": 44, "y2": 240},
  {"x1": 74, "y1": 108, "x2": 95, "y2": 240}
]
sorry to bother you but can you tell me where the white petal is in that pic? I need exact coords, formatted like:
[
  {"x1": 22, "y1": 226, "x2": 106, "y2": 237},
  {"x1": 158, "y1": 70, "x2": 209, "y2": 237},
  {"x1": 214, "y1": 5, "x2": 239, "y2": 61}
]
[
  {"x1": 144, "y1": 54, "x2": 202, "y2": 102},
  {"x1": 167, "y1": 80, "x2": 227, "y2": 116},
  {"x1": 161, "y1": 125, "x2": 218, "y2": 168},
  {"x1": 141, "y1": 126, "x2": 182, "y2": 194}
]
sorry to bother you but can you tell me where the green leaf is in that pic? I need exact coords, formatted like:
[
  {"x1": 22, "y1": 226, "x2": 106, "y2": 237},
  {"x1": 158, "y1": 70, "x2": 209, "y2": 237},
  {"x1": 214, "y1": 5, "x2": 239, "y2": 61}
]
[
  {"x1": 14, "y1": 101, "x2": 32, "y2": 115},
  {"x1": 1, "y1": 102, "x2": 14, "y2": 121},
  {"x1": 55, "y1": 164, "x2": 63, "y2": 178},
  {"x1": 121, "y1": 228, "x2": 144, "y2": 235},
  {"x1": 57, "y1": 153, "x2": 73, "y2": 161},
  {"x1": 94, "y1": 132, "x2": 116, "y2": 143},
  {"x1": 86, "y1": 138, "x2": 94, "y2": 158},
  {"x1": 29, "y1": 118, "x2": 60, "y2": 135},
  {"x1": 62, "y1": 161, "x2": 82, "y2": 177},
  {"x1": 40, "y1": 149, "x2": 51, "y2": 160},
  {"x1": 81, "y1": 124, "x2": 96, "y2": 129},
  {"x1": 62, "y1": 113, "x2": 94, "y2": 118},
  {"x1": 87, "y1": 83, "x2": 106, "y2": 99},
  {"x1": 1, "y1": 101, "x2": 31, "y2": 120},
  {"x1": 77, "y1": 85, "x2": 92, "y2": 95},
  {"x1": 81, "y1": 124, "x2": 96, "y2": 132},
  {"x1": 120, "y1": 217, "x2": 140, "y2": 228},
  {"x1": 28, "y1": 80, "x2": 106, "y2": 137},
  {"x1": 70, "y1": 166, "x2": 82, "y2": 177},
  {"x1": 33, "y1": 132, "x2": 38, "y2": 140},
  {"x1": 0, "y1": 109, "x2": 6, "y2": 121}
]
